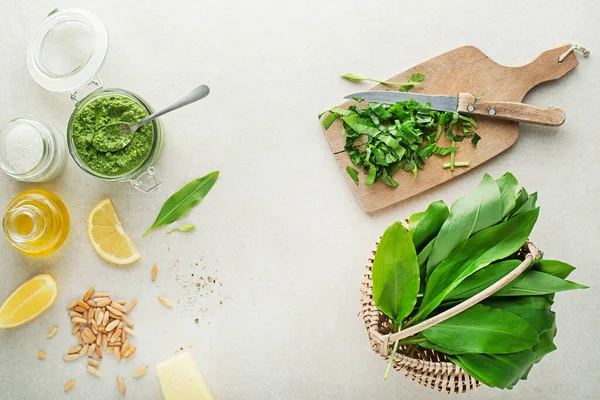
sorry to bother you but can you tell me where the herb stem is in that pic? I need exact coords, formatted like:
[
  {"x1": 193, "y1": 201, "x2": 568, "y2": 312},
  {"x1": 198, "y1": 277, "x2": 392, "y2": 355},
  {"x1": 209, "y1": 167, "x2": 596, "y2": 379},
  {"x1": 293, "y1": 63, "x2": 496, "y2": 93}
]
[
  {"x1": 375, "y1": 80, "x2": 424, "y2": 88},
  {"x1": 450, "y1": 141, "x2": 456, "y2": 171},
  {"x1": 443, "y1": 161, "x2": 470, "y2": 168},
  {"x1": 398, "y1": 337, "x2": 426, "y2": 346},
  {"x1": 384, "y1": 338, "x2": 401, "y2": 380}
]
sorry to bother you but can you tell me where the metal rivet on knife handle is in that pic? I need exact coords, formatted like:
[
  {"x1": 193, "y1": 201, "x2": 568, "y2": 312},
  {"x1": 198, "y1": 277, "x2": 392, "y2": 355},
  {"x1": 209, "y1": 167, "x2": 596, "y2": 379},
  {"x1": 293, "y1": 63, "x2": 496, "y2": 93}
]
[
  {"x1": 489, "y1": 109, "x2": 496, "y2": 116},
  {"x1": 467, "y1": 105, "x2": 475, "y2": 112}
]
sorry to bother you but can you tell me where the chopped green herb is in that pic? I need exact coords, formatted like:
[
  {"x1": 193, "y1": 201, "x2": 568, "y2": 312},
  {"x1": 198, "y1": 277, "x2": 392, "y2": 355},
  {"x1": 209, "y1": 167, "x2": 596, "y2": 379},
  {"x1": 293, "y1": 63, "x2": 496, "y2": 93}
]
[
  {"x1": 399, "y1": 73, "x2": 425, "y2": 92},
  {"x1": 346, "y1": 166, "x2": 359, "y2": 185},
  {"x1": 341, "y1": 73, "x2": 424, "y2": 89},
  {"x1": 166, "y1": 224, "x2": 197, "y2": 234},
  {"x1": 322, "y1": 98, "x2": 478, "y2": 186},
  {"x1": 443, "y1": 161, "x2": 470, "y2": 168}
]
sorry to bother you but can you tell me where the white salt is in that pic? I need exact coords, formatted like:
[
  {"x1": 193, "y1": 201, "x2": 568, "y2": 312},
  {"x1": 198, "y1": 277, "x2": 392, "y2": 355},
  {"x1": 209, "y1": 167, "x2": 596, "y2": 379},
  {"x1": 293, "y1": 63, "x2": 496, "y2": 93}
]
[{"x1": 2, "y1": 121, "x2": 44, "y2": 174}]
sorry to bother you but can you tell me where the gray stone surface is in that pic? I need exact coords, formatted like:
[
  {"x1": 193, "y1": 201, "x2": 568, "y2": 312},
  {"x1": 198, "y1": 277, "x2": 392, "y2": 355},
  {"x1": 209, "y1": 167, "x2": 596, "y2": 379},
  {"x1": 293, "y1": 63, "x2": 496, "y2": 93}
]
[{"x1": 0, "y1": 0, "x2": 598, "y2": 398}]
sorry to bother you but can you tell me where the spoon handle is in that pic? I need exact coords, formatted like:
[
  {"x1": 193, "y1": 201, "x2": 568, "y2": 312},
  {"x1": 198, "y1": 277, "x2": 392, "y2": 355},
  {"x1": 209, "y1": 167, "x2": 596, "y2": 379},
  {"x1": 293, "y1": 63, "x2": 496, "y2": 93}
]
[{"x1": 133, "y1": 85, "x2": 210, "y2": 130}]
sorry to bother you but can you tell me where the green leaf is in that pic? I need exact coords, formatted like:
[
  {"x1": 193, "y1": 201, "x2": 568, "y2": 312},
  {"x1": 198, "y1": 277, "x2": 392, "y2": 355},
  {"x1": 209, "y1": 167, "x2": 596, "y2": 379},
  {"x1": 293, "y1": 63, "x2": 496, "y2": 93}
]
[
  {"x1": 533, "y1": 260, "x2": 576, "y2": 279},
  {"x1": 426, "y1": 174, "x2": 504, "y2": 275},
  {"x1": 342, "y1": 114, "x2": 381, "y2": 136},
  {"x1": 321, "y1": 113, "x2": 339, "y2": 130},
  {"x1": 512, "y1": 192, "x2": 538, "y2": 217},
  {"x1": 417, "y1": 238, "x2": 434, "y2": 267},
  {"x1": 411, "y1": 208, "x2": 539, "y2": 323},
  {"x1": 372, "y1": 222, "x2": 420, "y2": 325},
  {"x1": 419, "y1": 340, "x2": 462, "y2": 355},
  {"x1": 449, "y1": 350, "x2": 537, "y2": 389},
  {"x1": 532, "y1": 324, "x2": 557, "y2": 362},
  {"x1": 399, "y1": 72, "x2": 425, "y2": 92},
  {"x1": 143, "y1": 171, "x2": 219, "y2": 237},
  {"x1": 496, "y1": 270, "x2": 588, "y2": 296},
  {"x1": 483, "y1": 296, "x2": 555, "y2": 334},
  {"x1": 444, "y1": 259, "x2": 521, "y2": 301},
  {"x1": 166, "y1": 224, "x2": 197, "y2": 234},
  {"x1": 505, "y1": 188, "x2": 528, "y2": 220},
  {"x1": 408, "y1": 200, "x2": 449, "y2": 252},
  {"x1": 422, "y1": 304, "x2": 539, "y2": 354},
  {"x1": 346, "y1": 166, "x2": 359, "y2": 185},
  {"x1": 496, "y1": 172, "x2": 519, "y2": 218},
  {"x1": 365, "y1": 164, "x2": 377, "y2": 186}
]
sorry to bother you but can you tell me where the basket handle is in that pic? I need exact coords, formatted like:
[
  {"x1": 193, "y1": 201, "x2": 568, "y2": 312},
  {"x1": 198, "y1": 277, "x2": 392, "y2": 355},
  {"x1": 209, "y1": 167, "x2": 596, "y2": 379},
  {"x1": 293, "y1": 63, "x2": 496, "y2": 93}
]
[{"x1": 386, "y1": 241, "x2": 542, "y2": 344}]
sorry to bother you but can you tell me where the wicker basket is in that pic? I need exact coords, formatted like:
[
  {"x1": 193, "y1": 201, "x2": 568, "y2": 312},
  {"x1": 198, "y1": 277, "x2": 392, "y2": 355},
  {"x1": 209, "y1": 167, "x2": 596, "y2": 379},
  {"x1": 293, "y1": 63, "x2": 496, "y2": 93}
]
[{"x1": 360, "y1": 231, "x2": 541, "y2": 394}]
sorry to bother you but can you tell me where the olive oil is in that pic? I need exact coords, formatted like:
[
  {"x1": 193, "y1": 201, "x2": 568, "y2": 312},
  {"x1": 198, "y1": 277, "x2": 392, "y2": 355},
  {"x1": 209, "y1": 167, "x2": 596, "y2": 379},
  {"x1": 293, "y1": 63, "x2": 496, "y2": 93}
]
[{"x1": 2, "y1": 189, "x2": 70, "y2": 256}]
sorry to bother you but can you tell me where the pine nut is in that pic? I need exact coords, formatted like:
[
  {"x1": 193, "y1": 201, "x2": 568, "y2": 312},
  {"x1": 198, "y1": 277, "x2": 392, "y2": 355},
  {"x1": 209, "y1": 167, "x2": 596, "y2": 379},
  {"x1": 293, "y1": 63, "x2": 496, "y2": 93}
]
[
  {"x1": 116, "y1": 376, "x2": 126, "y2": 394},
  {"x1": 158, "y1": 296, "x2": 173, "y2": 308},
  {"x1": 63, "y1": 380, "x2": 75, "y2": 391},
  {"x1": 86, "y1": 365, "x2": 101, "y2": 377},
  {"x1": 47, "y1": 326, "x2": 58, "y2": 338},
  {"x1": 133, "y1": 365, "x2": 148, "y2": 378},
  {"x1": 83, "y1": 287, "x2": 95, "y2": 302},
  {"x1": 88, "y1": 357, "x2": 100, "y2": 367},
  {"x1": 125, "y1": 298, "x2": 138, "y2": 313}
]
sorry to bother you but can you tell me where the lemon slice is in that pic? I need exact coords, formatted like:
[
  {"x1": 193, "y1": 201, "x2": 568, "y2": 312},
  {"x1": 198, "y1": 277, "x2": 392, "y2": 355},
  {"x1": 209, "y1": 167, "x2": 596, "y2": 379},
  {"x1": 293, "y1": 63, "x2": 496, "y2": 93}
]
[
  {"x1": 0, "y1": 274, "x2": 58, "y2": 329},
  {"x1": 87, "y1": 199, "x2": 140, "y2": 265}
]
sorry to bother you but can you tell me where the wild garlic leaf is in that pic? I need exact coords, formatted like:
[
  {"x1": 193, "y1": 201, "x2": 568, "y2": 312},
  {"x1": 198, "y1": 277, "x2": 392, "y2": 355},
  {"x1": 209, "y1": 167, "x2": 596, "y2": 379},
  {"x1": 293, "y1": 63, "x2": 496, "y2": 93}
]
[
  {"x1": 443, "y1": 259, "x2": 521, "y2": 301},
  {"x1": 483, "y1": 296, "x2": 556, "y2": 335},
  {"x1": 408, "y1": 200, "x2": 449, "y2": 252},
  {"x1": 532, "y1": 324, "x2": 557, "y2": 363},
  {"x1": 144, "y1": 171, "x2": 219, "y2": 237},
  {"x1": 426, "y1": 174, "x2": 503, "y2": 276},
  {"x1": 496, "y1": 270, "x2": 588, "y2": 296},
  {"x1": 505, "y1": 188, "x2": 529, "y2": 220},
  {"x1": 449, "y1": 350, "x2": 537, "y2": 389},
  {"x1": 533, "y1": 260, "x2": 576, "y2": 279},
  {"x1": 421, "y1": 304, "x2": 539, "y2": 354},
  {"x1": 412, "y1": 208, "x2": 540, "y2": 323},
  {"x1": 346, "y1": 166, "x2": 359, "y2": 185},
  {"x1": 372, "y1": 222, "x2": 420, "y2": 325},
  {"x1": 512, "y1": 192, "x2": 538, "y2": 217},
  {"x1": 495, "y1": 172, "x2": 519, "y2": 218}
]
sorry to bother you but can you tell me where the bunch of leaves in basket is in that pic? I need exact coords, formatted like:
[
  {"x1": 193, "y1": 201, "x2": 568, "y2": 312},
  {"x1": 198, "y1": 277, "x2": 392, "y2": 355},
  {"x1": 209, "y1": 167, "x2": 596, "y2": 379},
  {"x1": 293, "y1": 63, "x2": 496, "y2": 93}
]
[{"x1": 372, "y1": 172, "x2": 587, "y2": 389}]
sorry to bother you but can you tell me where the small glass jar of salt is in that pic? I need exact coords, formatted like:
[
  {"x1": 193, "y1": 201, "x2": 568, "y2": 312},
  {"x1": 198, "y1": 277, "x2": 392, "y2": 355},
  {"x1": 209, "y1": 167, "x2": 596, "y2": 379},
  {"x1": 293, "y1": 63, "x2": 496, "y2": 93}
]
[{"x1": 0, "y1": 117, "x2": 66, "y2": 182}]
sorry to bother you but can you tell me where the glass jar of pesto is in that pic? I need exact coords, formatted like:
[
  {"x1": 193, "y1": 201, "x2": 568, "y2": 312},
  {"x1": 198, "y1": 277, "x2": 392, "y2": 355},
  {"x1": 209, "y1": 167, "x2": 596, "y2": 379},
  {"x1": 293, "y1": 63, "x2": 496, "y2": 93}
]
[{"x1": 27, "y1": 8, "x2": 164, "y2": 192}]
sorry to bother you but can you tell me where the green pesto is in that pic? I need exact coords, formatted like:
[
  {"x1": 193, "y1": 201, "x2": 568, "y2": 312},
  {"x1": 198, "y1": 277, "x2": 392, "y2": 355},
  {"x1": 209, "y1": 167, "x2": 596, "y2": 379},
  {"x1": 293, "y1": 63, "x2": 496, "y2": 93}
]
[{"x1": 72, "y1": 95, "x2": 153, "y2": 176}]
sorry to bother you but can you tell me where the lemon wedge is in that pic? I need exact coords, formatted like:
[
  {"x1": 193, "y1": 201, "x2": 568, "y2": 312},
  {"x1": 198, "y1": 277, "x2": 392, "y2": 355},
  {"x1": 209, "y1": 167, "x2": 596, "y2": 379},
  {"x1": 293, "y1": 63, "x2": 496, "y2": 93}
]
[
  {"x1": 0, "y1": 274, "x2": 58, "y2": 329},
  {"x1": 87, "y1": 199, "x2": 140, "y2": 265}
]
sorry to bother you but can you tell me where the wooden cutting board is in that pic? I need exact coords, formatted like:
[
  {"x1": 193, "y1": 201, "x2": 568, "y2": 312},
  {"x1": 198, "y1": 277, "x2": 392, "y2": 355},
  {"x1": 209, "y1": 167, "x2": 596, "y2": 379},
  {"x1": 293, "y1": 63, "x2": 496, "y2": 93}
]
[{"x1": 321, "y1": 45, "x2": 579, "y2": 212}]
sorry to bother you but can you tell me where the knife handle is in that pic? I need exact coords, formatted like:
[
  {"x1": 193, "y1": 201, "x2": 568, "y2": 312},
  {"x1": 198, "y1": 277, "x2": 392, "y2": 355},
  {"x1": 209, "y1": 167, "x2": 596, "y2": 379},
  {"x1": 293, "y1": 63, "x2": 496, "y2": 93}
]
[{"x1": 457, "y1": 93, "x2": 565, "y2": 126}]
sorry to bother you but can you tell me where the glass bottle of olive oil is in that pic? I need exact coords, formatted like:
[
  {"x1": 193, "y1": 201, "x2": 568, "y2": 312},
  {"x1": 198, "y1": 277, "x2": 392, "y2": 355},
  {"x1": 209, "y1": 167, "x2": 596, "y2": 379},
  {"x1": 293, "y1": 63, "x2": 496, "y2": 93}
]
[{"x1": 2, "y1": 189, "x2": 70, "y2": 256}]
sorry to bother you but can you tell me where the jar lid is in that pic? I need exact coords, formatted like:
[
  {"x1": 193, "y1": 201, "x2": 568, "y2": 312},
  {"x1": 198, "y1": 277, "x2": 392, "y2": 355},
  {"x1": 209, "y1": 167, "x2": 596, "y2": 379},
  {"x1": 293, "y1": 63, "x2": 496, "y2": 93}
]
[{"x1": 27, "y1": 8, "x2": 109, "y2": 93}]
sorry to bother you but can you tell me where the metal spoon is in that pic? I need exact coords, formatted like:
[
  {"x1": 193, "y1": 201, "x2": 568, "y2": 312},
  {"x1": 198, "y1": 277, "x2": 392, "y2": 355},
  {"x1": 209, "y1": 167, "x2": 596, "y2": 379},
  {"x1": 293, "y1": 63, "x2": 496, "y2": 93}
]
[{"x1": 92, "y1": 84, "x2": 210, "y2": 152}]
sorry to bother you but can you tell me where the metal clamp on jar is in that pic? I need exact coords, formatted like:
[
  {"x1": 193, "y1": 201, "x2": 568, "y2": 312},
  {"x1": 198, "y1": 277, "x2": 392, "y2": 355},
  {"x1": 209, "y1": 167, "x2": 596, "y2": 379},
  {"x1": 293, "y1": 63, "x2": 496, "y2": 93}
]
[{"x1": 27, "y1": 8, "x2": 164, "y2": 192}]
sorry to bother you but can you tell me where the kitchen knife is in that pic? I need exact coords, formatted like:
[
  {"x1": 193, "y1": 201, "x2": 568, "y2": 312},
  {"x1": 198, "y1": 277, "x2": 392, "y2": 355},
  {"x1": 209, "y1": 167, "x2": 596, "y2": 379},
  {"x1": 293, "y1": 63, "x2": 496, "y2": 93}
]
[{"x1": 344, "y1": 91, "x2": 565, "y2": 126}]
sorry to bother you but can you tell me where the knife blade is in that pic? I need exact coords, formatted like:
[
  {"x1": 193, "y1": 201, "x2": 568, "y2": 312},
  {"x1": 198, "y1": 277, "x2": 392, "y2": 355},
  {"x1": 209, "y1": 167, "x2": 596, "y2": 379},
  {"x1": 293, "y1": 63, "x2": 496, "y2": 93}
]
[
  {"x1": 343, "y1": 91, "x2": 566, "y2": 127},
  {"x1": 345, "y1": 91, "x2": 458, "y2": 112}
]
